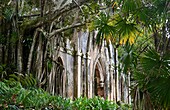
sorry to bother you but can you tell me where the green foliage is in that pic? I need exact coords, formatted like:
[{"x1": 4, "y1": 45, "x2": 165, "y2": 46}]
[
  {"x1": 0, "y1": 64, "x2": 17, "y2": 80},
  {"x1": 0, "y1": 33, "x2": 5, "y2": 45},
  {"x1": 140, "y1": 49, "x2": 170, "y2": 76},
  {"x1": 72, "y1": 96, "x2": 118, "y2": 110},
  {"x1": 0, "y1": 80, "x2": 131, "y2": 110},
  {"x1": 87, "y1": 12, "x2": 116, "y2": 44},
  {"x1": 88, "y1": 11, "x2": 141, "y2": 45},
  {"x1": 0, "y1": 64, "x2": 7, "y2": 79},
  {"x1": 47, "y1": 58, "x2": 53, "y2": 72},
  {"x1": 88, "y1": 0, "x2": 169, "y2": 46},
  {"x1": 132, "y1": 49, "x2": 170, "y2": 109},
  {"x1": 121, "y1": 0, "x2": 141, "y2": 14},
  {"x1": 10, "y1": 32, "x2": 19, "y2": 44},
  {"x1": 82, "y1": 2, "x2": 100, "y2": 19},
  {"x1": 0, "y1": 64, "x2": 36, "y2": 88},
  {"x1": 115, "y1": 18, "x2": 141, "y2": 45},
  {"x1": 119, "y1": 42, "x2": 138, "y2": 74},
  {"x1": 3, "y1": 6, "x2": 14, "y2": 21},
  {"x1": 9, "y1": 73, "x2": 37, "y2": 88}
]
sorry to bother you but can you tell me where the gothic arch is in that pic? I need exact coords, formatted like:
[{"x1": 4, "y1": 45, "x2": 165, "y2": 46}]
[
  {"x1": 93, "y1": 55, "x2": 106, "y2": 82},
  {"x1": 92, "y1": 55, "x2": 106, "y2": 97},
  {"x1": 55, "y1": 56, "x2": 66, "y2": 96}
]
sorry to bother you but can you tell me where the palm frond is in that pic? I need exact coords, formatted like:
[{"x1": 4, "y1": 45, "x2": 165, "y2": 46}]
[
  {"x1": 148, "y1": 77, "x2": 170, "y2": 108},
  {"x1": 141, "y1": 49, "x2": 170, "y2": 76},
  {"x1": 133, "y1": 48, "x2": 170, "y2": 109},
  {"x1": 115, "y1": 19, "x2": 140, "y2": 45}
]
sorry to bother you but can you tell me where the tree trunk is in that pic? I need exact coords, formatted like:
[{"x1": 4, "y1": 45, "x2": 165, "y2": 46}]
[
  {"x1": 36, "y1": 34, "x2": 43, "y2": 81},
  {"x1": 17, "y1": 37, "x2": 23, "y2": 73},
  {"x1": 27, "y1": 30, "x2": 39, "y2": 73},
  {"x1": 15, "y1": 0, "x2": 23, "y2": 73}
]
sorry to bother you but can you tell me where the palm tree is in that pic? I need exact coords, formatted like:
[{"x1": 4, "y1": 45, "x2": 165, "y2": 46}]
[
  {"x1": 89, "y1": 0, "x2": 170, "y2": 109},
  {"x1": 133, "y1": 48, "x2": 170, "y2": 109}
]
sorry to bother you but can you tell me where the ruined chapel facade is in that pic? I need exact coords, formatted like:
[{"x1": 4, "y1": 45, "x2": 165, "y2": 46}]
[{"x1": 47, "y1": 30, "x2": 131, "y2": 103}]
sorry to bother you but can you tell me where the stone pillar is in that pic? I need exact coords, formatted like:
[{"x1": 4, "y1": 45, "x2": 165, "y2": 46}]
[
  {"x1": 74, "y1": 32, "x2": 81, "y2": 98},
  {"x1": 64, "y1": 38, "x2": 69, "y2": 98},
  {"x1": 108, "y1": 43, "x2": 116, "y2": 101},
  {"x1": 65, "y1": 39, "x2": 74, "y2": 99},
  {"x1": 109, "y1": 64, "x2": 115, "y2": 101},
  {"x1": 77, "y1": 51, "x2": 82, "y2": 97},
  {"x1": 86, "y1": 32, "x2": 92, "y2": 98},
  {"x1": 104, "y1": 47, "x2": 110, "y2": 100},
  {"x1": 86, "y1": 52, "x2": 91, "y2": 98},
  {"x1": 105, "y1": 65, "x2": 110, "y2": 99},
  {"x1": 81, "y1": 54, "x2": 85, "y2": 96},
  {"x1": 113, "y1": 48, "x2": 120, "y2": 102}
]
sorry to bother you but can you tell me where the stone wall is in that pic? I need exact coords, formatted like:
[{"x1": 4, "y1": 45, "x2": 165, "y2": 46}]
[{"x1": 52, "y1": 30, "x2": 131, "y2": 103}]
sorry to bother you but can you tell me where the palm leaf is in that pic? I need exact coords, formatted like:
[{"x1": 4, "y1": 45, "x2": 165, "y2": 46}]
[
  {"x1": 114, "y1": 17, "x2": 141, "y2": 45},
  {"x1": 119, "y1": 42, "x2": 138, "y2": 74},
  {"x1": 141, "y1": 49, "x2": 170, "y2": 76},
  {"x1": 88, "y1": 12, "x2": 116, "y2": 44},
  {"x1": 147, "y1": 77, "x2": 170, "y2": 108},
  {"x1": 134, "y1": 49, "x2": 170, "y2": 108}
]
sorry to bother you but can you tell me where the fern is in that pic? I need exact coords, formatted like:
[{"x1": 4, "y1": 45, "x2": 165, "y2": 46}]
[{"x1": 9, "y1": 73, "x2": 37, "y2": 88}]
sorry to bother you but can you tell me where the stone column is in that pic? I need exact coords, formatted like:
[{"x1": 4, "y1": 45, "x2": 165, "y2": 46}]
[
  {"x1": 66, "y1": 39, "x2": 74, "y2": 99},
  {"x1": 105, "y1": 65, "x2": 110, "y2": 99},
  {"x1": 109, "y1": 43, "x2": 116, "y2": 101},
  {"x1": 74, "y1": 32, "x2": 81, "y2": 98},
  {"x1": 77, "y1": 51, "x2": 82, "y2": 97},
  {"x1": 86, "y1": 32, "x2": 92, "y2": 98},
  {"x1": 86, "y1": 52, "x2": 91, "y2": 98},
  {"x1": 109, "y1": 64, "x2": 115, "y2": 101},
  {"x1": 64, "y1": 38, "x2": 69, "y2": 97},
  {"x1": 104, "y1": 47, "x2": 110, "y2": 100}
]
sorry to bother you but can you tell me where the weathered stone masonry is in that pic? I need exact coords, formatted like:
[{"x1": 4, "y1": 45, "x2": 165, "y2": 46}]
[{"x1": 50, "y1": 30, "x2": 131, "y2": 103}]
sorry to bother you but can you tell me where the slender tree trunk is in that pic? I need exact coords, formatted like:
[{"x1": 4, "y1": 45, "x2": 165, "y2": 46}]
[
  {"x1": 27, "y1": 30, "x2": 39, "y2": 73},
  {"x1": 17, "y1": 37, "x2": 23, "y2": 72},
  {"x1": 15, "y1": 0, "x2": 23, "y2": 73},
  {"x1": 34, "y1": 0, "x2": 46, "y2": 88},
  {"x1": 38, "y1": 41, "x2": 48, "y2": 88},
  {"x1": 36, "y1": 34, "x2": 43, "y2": 80}
]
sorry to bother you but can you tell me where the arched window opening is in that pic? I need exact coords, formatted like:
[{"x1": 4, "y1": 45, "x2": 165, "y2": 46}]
[
  {"x1": 55, "y1": 57, "x2": 64, "y2": 96},
  {"x1": 94, "y1": 63, "x2": 104, "y2": 97}
]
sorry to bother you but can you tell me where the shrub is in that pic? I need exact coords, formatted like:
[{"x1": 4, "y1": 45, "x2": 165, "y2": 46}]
[{"x1": 0, "y1": 80, "x2": 132, "y2": 110}]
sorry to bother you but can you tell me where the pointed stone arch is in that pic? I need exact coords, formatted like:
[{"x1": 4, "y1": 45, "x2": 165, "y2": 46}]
[
  {"x1": 93, "y1": 55, "x2": 106, "y2": 98},
  {"x1": 55, "y1": 56, "x2": 66, "y2": 96}
]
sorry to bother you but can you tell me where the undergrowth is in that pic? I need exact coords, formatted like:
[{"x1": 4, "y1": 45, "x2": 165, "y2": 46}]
[{"x1": 0, "y1": 80, "x2": 132, "y2": 110}]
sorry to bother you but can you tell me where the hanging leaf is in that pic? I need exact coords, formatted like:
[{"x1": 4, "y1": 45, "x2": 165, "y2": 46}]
[
  {"x1": 116, "y1": 18, "x2": 141, "y2": 45},
  {"x1": 3, "y1": 7, "x2": 13, "y2": 21},
  {"x1": 47, "y1": 59, "x2": 53, "y2": 72},
  {"x1": 10, "y1": 32, "x2": 18, "y2": 44},
  {"x1": 88, "y1": 12, "x2": 116, "y2": 44}
]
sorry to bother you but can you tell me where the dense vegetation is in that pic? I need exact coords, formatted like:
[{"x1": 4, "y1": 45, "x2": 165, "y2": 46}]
[
  {"x1": 88, "y1": 0, "x2": 170, "y2": 109},
  {"x1": 0, "y1": 80, "x2": 131, "y2": 110},
  {"x1": 0, "y1": 0, "x2": 170, "y2": 109}
]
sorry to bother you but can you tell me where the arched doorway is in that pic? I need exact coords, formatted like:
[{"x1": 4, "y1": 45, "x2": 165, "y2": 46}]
[
  {"x1": 94, "y1": 62, "x2": 104, "y2": 97},
  {"x1": 55, "y1": 57, "x2": 64, "y2": 96}
]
